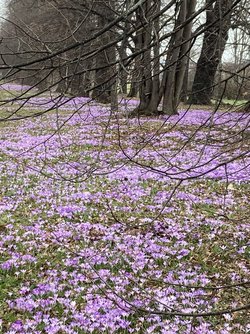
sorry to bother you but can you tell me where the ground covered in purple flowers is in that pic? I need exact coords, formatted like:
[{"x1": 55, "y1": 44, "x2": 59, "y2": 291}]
[{"x1": 0, "y1": 84, "x2": 250, "y2": 333}]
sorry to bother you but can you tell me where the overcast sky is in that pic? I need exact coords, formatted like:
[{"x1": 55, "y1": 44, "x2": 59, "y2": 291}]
[{"x1": 0, "y1": 0, "x2": 6, "y2": 16}]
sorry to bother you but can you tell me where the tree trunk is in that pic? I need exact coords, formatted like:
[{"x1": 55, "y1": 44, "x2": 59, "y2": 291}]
[
  {"x1": 132, "y1": 1, "x2": 153, "y2": 114},
  {"x1": 146, "y1": 1, "x2": 161, "y2": 114},
  {"x1": 161, "y1": 0, "x2": 196, "y2": 115},
  {"x1": 127, "y1": 49, "x2": 140, "y2": 97},
  {"x1": 92, "y1": 1, "x2": 116, "y2": 104},
  {"x1": 56, "y1": 57, "x2": 69, "y2": 94},
  {"x1": 189, "y1": 0, "x2": 232, "y2": 105},
  {"x1": 241, "y1": 101, "x2": 250, "y2": 113},
  {"x1": 130, "y1": 0, "x2": 196, "y2": 117},
  {"x1": 119, "y1": 47, "x2": 128, "y2": 95},
  {"x1": 127, "y1": 8, "x2": 144, "y2": 98},
  {"x1": 180, "y1": 58, "x2": 189, "y2": 103},
  {"x1": 118, "y1": 0, "x2": 132, "y2": 96}
]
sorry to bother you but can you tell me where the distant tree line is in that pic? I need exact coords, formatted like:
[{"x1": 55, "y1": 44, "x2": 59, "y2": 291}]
[{"x1": 0, "y1": 0, "x2": 249, "y2": 115}]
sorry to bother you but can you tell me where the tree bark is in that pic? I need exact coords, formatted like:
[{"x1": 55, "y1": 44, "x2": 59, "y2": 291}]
[
  {"x1": 161, "y1": 0, "x2": 196, "y2": 115},
  {"x1": 92, "y1": 1, "x2": 116, "y2": 104},
  {"x1": 180, "y1": 58, "x2": 189, "y2": 103},
  {"x1": 127, "y1": 7, "x2": 144, "y2": 98},
  {"x1": 131, "y1": 0, "x2": 160, "y2": 115},
  {"x1": 189, "y1": 0, "x2": 232, "y2": 105},
  {"x1": 130, "y1": 0, "x2": 196, "y2": 117}
]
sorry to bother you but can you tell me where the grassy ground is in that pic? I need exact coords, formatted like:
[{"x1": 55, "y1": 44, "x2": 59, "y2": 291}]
[{"x1": 0, "y1": 87, "x2": 249, "y2": 333}]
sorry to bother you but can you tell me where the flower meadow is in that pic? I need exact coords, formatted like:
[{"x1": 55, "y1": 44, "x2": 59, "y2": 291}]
[{"x1": 0, "y1": 85, "x2": 249, "y2": 333}]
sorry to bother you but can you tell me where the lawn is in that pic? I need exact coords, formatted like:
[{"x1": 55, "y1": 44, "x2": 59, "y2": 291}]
[{"x1": 0, "y1": 84, "x2": 249, "y2": 333}]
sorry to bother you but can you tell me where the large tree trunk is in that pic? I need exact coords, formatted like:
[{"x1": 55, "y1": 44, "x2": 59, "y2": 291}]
[
  {"x1": 134, "y1": 1, "x2": 153, "y2": 114},
  {"x1": 119, "y1": 46, "x2": 128, "y2": 95},
  {"x1": 131, "y1": 0, "x2": 160, "y2": 115},
  {"x1": 161, "y1": 0, "x2": 196, "y2": 115},
  {"x1": 118, "y1": 0, "x2": 132, "y2": 96},
  {"x1": 127, "y1": 48, "x2": 141, "y2": 98},
  {"x1": 127, "y1": 6, "x2": 144, "y2": 99},
  {"x1": 92, "y1": 1, "x2": 116, "y2": 104},
  {"x1": 69, "y1": 63, "x2": 90, "y2": 98},
  {"x1": 147, "y1": 1, "x2": 161, "y2": 113},
  {"x1": 189, "y1": 0, "x2": 232, "y2": 105}
]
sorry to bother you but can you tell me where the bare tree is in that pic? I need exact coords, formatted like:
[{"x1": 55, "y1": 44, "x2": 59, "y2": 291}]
[{"x1": 189, "y1": 0, "x2": 233, "y2": 105}]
